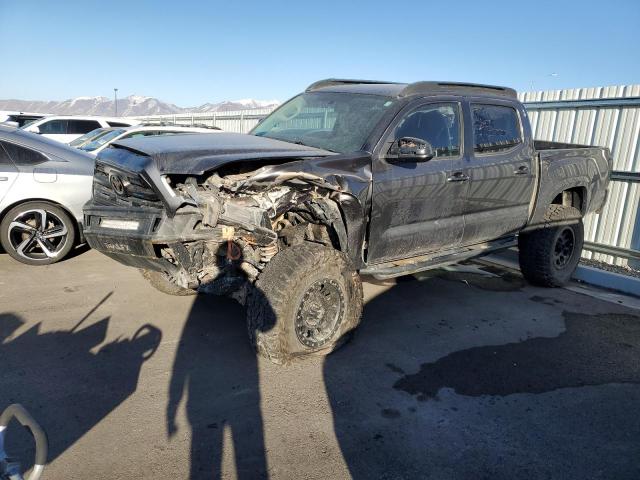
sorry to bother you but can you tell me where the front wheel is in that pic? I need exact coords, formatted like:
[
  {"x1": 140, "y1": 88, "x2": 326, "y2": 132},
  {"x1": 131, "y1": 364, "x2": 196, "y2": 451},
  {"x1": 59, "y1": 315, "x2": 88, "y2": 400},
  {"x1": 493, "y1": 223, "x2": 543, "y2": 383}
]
[
  {"x1": 246, "y1": 242, "x2": 363, "y2": 364},
  {"x1": 141, "y1": 269, "x2": 198, "y2": 296},
  {"x1": 518, "y1": 205, "x2": 584, "y2": 287}
]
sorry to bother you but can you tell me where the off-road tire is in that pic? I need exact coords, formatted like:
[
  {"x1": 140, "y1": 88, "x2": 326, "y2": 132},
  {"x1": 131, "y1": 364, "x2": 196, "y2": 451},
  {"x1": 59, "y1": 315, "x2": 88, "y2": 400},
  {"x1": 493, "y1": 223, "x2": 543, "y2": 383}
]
[
  {"x1": 518, "y1": 205, "x2": 583, "y2": 287},
  {"x1": 141, "y1": 269, "x2": 198, "y2": 296},
  {"x1": 0, "y1": 201, "x2": 76, "y2": 266},
  {"x1": 246, "y1": 242, "x2": 363, "y2": 364}
]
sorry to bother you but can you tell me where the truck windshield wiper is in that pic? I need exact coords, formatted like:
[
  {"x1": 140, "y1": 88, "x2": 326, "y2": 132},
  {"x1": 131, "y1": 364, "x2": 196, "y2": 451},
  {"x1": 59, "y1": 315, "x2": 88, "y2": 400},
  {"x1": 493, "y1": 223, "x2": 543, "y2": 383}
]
[{"x1": 291, "y1": 138, "x2": 338, "y2": 153}]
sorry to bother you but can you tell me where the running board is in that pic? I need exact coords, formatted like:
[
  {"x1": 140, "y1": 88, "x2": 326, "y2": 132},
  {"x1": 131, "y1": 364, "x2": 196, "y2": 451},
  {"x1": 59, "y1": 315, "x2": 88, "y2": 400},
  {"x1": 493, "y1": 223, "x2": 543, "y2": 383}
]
[{"x1": 360, "y1": 236, "x2": 517, "y2": 279}]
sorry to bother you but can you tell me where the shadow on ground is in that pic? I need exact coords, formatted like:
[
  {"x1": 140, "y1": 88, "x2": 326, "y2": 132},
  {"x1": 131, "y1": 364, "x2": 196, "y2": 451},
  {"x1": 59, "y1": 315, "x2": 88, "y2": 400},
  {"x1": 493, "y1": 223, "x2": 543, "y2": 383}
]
[
  {"x1": 324, "y1": 272, "x2": 640, "y2": 479},
  {"x1": 167, "y1": 294, "x2": 269, "y2": 480},
  {"x1": 0, "y1": 293, "x2": 161, "y2": 468},
  {"x1": 4, "y1": 265, "x2": 640, "y2": 480}
]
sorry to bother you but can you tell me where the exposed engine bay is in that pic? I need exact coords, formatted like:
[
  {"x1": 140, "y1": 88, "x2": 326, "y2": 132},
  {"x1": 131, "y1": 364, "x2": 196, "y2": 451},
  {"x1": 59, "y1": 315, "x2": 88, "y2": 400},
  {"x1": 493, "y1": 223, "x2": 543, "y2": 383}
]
[{"x1": 157, "y1": 162, "x2": 350, "y2": 299}]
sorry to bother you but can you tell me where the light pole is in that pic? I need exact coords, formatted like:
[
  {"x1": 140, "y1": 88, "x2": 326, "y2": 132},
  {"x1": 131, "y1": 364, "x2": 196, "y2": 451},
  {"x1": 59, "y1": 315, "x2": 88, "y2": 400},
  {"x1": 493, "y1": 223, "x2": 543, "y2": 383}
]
[
  {"x1": 529, "y1": 73, "x2": 559, "y2": 92},
  {"x1": 114, "y1": 88, "x2": 118, "y2": 116}
]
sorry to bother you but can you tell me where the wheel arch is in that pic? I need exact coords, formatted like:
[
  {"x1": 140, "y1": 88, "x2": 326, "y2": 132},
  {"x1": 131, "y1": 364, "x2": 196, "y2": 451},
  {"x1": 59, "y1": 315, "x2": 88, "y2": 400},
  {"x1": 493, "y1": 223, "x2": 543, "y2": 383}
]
[
  {"x1": 292, "y1": 193, "x2": 367, "y2": 269},
  {"x1": 550, "y1": 186, "x2": 587, "y2": 215}
]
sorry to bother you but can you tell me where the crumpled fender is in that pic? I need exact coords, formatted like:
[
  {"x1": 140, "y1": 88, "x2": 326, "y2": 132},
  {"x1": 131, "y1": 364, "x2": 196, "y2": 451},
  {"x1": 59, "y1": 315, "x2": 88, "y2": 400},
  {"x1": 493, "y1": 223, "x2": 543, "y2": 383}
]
[{"x1": 230, "y1": 153, "x2": 372, "y2": 267}]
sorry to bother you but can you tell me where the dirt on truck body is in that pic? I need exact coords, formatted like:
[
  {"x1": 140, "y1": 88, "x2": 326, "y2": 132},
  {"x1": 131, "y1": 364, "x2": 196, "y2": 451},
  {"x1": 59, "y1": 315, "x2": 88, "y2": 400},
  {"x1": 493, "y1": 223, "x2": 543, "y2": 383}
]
[{"x1": 83, "y1": 79, "x2": 610, "y2": 363}]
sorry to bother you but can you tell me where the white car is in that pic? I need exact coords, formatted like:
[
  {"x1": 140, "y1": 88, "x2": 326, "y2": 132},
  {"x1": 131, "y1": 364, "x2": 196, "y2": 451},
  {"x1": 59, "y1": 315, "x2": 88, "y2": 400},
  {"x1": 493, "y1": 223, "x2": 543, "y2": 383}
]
[
  {"x1": 21, "y1": 116, "x2": 139, "y2": 144},
  {"x1": 0, "y1": 125, "x2": 95, "y2": 265},
  {"x1": 72, "y1": 125, "x2": 220, "y2": 156},
  {"x1": 0, "y1": 111, "x2": 49, "y2": 128}
]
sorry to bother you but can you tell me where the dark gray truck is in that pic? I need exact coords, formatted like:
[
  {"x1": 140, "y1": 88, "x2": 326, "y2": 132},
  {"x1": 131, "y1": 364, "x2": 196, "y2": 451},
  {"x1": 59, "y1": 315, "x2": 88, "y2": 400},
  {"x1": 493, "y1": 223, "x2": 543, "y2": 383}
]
[{"x1": 83, "y1": 79, "x2": 610, "y2": 363}]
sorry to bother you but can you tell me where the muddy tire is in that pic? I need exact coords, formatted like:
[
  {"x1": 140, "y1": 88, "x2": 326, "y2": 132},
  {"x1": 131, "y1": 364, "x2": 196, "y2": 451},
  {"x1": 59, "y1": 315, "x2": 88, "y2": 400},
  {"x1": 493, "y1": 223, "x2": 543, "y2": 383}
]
[
  {"x1": 518, "y1": 205, "x2": 583, "y2": 287},
  {"x1": 246, "y1": 242, "x2": 363, "y2": 364},
  {"x1": 141, "y1": 269, "x2": 198, "y2": 296}
]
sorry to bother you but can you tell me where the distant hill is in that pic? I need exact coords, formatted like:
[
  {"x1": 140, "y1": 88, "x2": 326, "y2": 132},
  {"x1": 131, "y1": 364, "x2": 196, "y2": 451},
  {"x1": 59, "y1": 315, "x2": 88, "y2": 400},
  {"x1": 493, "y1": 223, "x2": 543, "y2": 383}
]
[{"x1": 0, "y1": 95, "x2": 280, "y2": 116}]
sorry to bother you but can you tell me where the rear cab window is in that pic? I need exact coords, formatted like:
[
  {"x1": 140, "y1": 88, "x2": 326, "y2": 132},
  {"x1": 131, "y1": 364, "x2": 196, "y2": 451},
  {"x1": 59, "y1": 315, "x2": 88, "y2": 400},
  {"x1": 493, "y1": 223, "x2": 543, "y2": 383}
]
[{"x1": 470, "y1": 104, "x2": 522, "y2": 154}]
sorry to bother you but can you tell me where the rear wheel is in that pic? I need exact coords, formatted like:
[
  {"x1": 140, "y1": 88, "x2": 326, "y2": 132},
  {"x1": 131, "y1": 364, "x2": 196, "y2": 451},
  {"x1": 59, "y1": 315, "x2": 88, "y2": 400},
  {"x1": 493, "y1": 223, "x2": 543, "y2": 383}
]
[
  {"x1": 141, "y1": 269, "x2": 198, "y2": 296},
  {"x1": 518, "y1": 205, "x2": 583, "y2": 287},
  {"x1": 0, "y1": 201, "x2": 76, "y2": 265},
  {"x1": 246, "y1": 242, "x2": 363, "y2": 364}
]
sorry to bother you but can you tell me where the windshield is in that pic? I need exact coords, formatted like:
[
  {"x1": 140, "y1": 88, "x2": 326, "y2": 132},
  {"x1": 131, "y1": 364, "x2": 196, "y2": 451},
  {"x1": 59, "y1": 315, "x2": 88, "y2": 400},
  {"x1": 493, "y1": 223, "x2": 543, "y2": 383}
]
[
  {"x1": 251, "y1": 92, "x2": 394, "y2": 153},
  {"x1": 69, "y1": 128, "x2": 110, "y2": 147},
  {"x1": 79, "y1": 129, "x2": 126, "y2": 151}
]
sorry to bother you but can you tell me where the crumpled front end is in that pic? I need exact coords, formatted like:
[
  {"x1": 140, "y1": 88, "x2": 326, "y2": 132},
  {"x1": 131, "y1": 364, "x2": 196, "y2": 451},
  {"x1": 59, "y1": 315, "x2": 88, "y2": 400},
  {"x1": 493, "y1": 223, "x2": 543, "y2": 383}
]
[{"x1": 84, "y1": 157, "x2": 355, "y2": 299}]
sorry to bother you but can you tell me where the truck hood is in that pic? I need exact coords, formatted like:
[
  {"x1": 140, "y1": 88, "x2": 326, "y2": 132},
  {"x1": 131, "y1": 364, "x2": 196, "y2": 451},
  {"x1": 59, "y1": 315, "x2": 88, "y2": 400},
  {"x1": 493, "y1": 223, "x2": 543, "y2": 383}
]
[{"x1": 106, "y1": 132, "x2": 335, "y2": 175}]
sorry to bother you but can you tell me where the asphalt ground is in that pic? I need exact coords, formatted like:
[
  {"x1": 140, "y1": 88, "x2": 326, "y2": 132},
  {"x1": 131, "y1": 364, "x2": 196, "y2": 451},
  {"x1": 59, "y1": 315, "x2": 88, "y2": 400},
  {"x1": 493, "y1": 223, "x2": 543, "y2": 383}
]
[{"x1": 1, "y1": 249, "x2": 639, "y2": 479}]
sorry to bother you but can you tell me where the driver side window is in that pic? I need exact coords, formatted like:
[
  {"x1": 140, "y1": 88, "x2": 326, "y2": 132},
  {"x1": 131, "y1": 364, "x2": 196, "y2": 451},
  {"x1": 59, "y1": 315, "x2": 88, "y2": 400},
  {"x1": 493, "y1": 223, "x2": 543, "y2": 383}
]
[{"x1": 395, "y1": 103, "x2": 461, "y2": 158}]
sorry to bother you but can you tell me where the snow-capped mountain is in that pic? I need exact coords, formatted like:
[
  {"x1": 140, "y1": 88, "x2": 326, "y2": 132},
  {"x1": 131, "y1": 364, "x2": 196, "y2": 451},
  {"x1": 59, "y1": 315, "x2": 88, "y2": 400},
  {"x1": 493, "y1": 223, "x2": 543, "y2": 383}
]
[
  {"x1": 190, "y1": 98, "x2": 281, "y2": 113},
  {"x1": 0, "y1": 95, "x2": 280, "y2": 116}
]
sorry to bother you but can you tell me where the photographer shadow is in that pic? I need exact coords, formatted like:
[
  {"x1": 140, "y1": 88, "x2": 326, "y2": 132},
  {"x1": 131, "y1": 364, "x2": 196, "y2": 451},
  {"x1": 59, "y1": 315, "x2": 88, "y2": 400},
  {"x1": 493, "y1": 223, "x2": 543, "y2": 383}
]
[
  {"x1": 0, "y1": 300, "x2": 161, "y2": 466},
  {"x1": 167, "y1": 291, "x2": 269, "y2": 479}
]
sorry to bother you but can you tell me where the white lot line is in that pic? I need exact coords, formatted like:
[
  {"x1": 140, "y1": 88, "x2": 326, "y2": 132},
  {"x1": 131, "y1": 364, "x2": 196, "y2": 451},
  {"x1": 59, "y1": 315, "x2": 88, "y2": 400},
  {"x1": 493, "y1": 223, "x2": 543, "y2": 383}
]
[{"x1": 476, "y1": 255, "x2": 640, "y2": 311}]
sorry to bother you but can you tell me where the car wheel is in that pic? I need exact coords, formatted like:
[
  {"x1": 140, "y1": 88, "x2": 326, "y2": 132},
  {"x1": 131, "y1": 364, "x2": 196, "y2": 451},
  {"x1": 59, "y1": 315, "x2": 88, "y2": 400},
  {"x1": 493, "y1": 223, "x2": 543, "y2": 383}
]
[
  {"x1": 0, "y1": 201, "x2": 76, "y2": 266},
  {"x1": 518, "y1": 205, "x2": 584, "y2": 287},
  {"x1": 140, "y1": 269, "x2": 198, "y2": 296},
  {"x1": 246, "y1": 242, "x2": 363, "y2": 364}
]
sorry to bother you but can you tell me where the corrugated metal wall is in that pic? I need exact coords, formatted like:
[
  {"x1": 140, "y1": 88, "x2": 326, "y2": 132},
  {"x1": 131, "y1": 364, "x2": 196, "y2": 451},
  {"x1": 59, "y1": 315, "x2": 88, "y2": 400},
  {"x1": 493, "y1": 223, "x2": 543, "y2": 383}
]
[
  {"x1": 135, "y1": 85, "x2": 640, "y2": 268},
  {"x1": 136, "y1": 108, "x2": 275, "y2": 133},
  {"x1": 519, "y1": 85, "x2": 640, "y2": 266}
]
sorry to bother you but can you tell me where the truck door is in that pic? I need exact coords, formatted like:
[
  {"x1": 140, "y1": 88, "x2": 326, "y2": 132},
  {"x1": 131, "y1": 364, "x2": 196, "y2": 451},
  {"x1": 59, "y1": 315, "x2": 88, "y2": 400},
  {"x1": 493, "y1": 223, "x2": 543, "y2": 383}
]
[
  {"x1": 460, "y1": 101, "x2": 535, "y2": 245},
  {"x1": 0, "y1": 142, "x2": 19, "y2": 204},
  {"x1": 368, "y1": 100, "x2": 467, "y2": 263}
]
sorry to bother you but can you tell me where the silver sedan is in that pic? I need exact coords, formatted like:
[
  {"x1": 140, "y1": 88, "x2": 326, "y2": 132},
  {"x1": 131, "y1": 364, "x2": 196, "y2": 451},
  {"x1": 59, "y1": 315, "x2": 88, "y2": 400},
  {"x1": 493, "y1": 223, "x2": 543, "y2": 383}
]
[{"x1": 0, "y1": 125, "x2": 95, "y2": 265}]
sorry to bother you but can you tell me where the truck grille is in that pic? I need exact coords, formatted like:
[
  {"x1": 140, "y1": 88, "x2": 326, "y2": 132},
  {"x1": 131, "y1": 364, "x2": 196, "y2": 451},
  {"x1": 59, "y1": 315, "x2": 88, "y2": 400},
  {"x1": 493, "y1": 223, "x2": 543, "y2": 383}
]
[{"x1": 93, "y1": 162, "x2": 163, "y2": 209}]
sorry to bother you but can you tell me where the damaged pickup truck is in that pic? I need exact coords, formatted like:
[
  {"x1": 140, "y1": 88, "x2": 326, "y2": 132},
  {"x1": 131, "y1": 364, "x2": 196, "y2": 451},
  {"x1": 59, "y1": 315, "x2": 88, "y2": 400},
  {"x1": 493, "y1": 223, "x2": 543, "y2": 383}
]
[{"x1": 83, "y1": 79, "x2": 610, "y2": 363}]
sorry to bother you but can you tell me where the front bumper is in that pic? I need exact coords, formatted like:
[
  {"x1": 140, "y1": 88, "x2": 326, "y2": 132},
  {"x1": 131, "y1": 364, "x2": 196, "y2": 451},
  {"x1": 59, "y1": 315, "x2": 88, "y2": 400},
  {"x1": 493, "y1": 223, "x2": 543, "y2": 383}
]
[{"x1": 83, "y1": 203, "x2": 231, "y2": 272}]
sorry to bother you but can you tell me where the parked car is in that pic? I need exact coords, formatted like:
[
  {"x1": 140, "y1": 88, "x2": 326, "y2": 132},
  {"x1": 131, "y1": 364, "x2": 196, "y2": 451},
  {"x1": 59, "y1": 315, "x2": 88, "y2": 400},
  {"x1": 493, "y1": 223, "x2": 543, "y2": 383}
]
[
  {"x1": 0, "y1": 124, "x2": 95, "y2": 265},
  {"x1": 0, "y1": 111, "x2": 49, "y2": 128},
  {"x1": 21, "y1": 116, "x2": 138, "y2": 144},
  {"x1": 83, "y1": 79, "x2": 611, "y2": 363},
  {"x1": 72, "y1": 125, "x2": 220, "y2": 156},
  {"x1": 68, "y1": 127, "x2": 113, "y2": 149}
]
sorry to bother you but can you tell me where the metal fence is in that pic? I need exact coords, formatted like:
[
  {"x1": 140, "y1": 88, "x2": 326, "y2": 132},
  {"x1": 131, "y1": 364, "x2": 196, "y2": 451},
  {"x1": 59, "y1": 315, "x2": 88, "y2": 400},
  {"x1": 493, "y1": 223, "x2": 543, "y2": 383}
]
[
  {"x1": 135, "y1": 85, "x2": 640, "y2": 268},
  {"x1": 519, "y1": 86, "x2": 640, "y2": 267},
  {"x1": 135, "y1": 108, "x2": 275, "y2": 133}
]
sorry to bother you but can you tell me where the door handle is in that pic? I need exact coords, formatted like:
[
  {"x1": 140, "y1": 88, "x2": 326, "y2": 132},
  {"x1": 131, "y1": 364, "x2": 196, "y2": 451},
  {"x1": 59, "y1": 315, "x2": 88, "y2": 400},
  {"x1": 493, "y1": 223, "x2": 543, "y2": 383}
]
[
  {"x1": 514, "y1": 165, "x2": 529, "y2": 175},
  {"x1": 0, "y1": 177, "x2": 8, "y2": 181},
  {"x1": 447, "y1": 172, "x2": 469, "y2": 183}
]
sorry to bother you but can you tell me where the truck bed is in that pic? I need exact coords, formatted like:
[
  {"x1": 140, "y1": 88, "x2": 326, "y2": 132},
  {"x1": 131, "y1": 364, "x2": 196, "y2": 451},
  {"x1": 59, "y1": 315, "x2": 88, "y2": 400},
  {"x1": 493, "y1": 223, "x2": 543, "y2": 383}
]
[{"x1": 526, "y1": 142, "x2": 611, "y2": 229}]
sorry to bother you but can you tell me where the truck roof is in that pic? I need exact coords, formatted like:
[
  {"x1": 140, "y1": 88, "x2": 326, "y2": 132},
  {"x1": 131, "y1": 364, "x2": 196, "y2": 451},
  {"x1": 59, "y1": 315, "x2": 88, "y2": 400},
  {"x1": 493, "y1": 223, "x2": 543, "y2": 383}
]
[{"x1": 306, "y1": 78, "x2": 517, "y2": 99}]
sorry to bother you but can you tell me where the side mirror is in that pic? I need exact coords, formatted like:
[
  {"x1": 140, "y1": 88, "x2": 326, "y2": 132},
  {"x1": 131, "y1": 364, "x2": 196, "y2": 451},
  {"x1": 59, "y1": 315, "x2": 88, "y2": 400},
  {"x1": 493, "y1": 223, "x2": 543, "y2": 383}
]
[
  {"x1": 31, "y1": 126, "x2": 40, "y2": 134},
  {"x1": 388, "y1": 137, "x2": 435, "y2": 161}
]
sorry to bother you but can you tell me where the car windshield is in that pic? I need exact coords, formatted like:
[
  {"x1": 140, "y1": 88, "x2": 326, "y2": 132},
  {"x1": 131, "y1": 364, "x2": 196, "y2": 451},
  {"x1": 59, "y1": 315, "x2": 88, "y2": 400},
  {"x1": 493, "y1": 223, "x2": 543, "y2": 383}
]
[
  {"x1": 79, "y1": 129, "x2": 126, "y2": 151},
  {"x1": 250, "y1": 92, "x2": 394, "y2": 153},
  {"x1": 69, "y1": 128, "x2": 110, "y2": 147}
]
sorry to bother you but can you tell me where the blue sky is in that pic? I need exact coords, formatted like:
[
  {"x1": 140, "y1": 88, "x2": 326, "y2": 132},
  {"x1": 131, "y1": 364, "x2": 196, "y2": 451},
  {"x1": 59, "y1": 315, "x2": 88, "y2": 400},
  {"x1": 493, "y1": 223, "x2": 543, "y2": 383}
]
[{"x1": 0, "y1": 0, "x2": 638, "y2": 105}]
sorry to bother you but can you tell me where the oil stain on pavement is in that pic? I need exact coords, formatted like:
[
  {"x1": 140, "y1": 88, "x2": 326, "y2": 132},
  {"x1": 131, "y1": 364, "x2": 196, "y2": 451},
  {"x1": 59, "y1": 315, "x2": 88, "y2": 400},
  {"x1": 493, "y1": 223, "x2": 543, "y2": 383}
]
[{"x1": 394, "y1": 311, "x2": 640, "y2": 399}]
